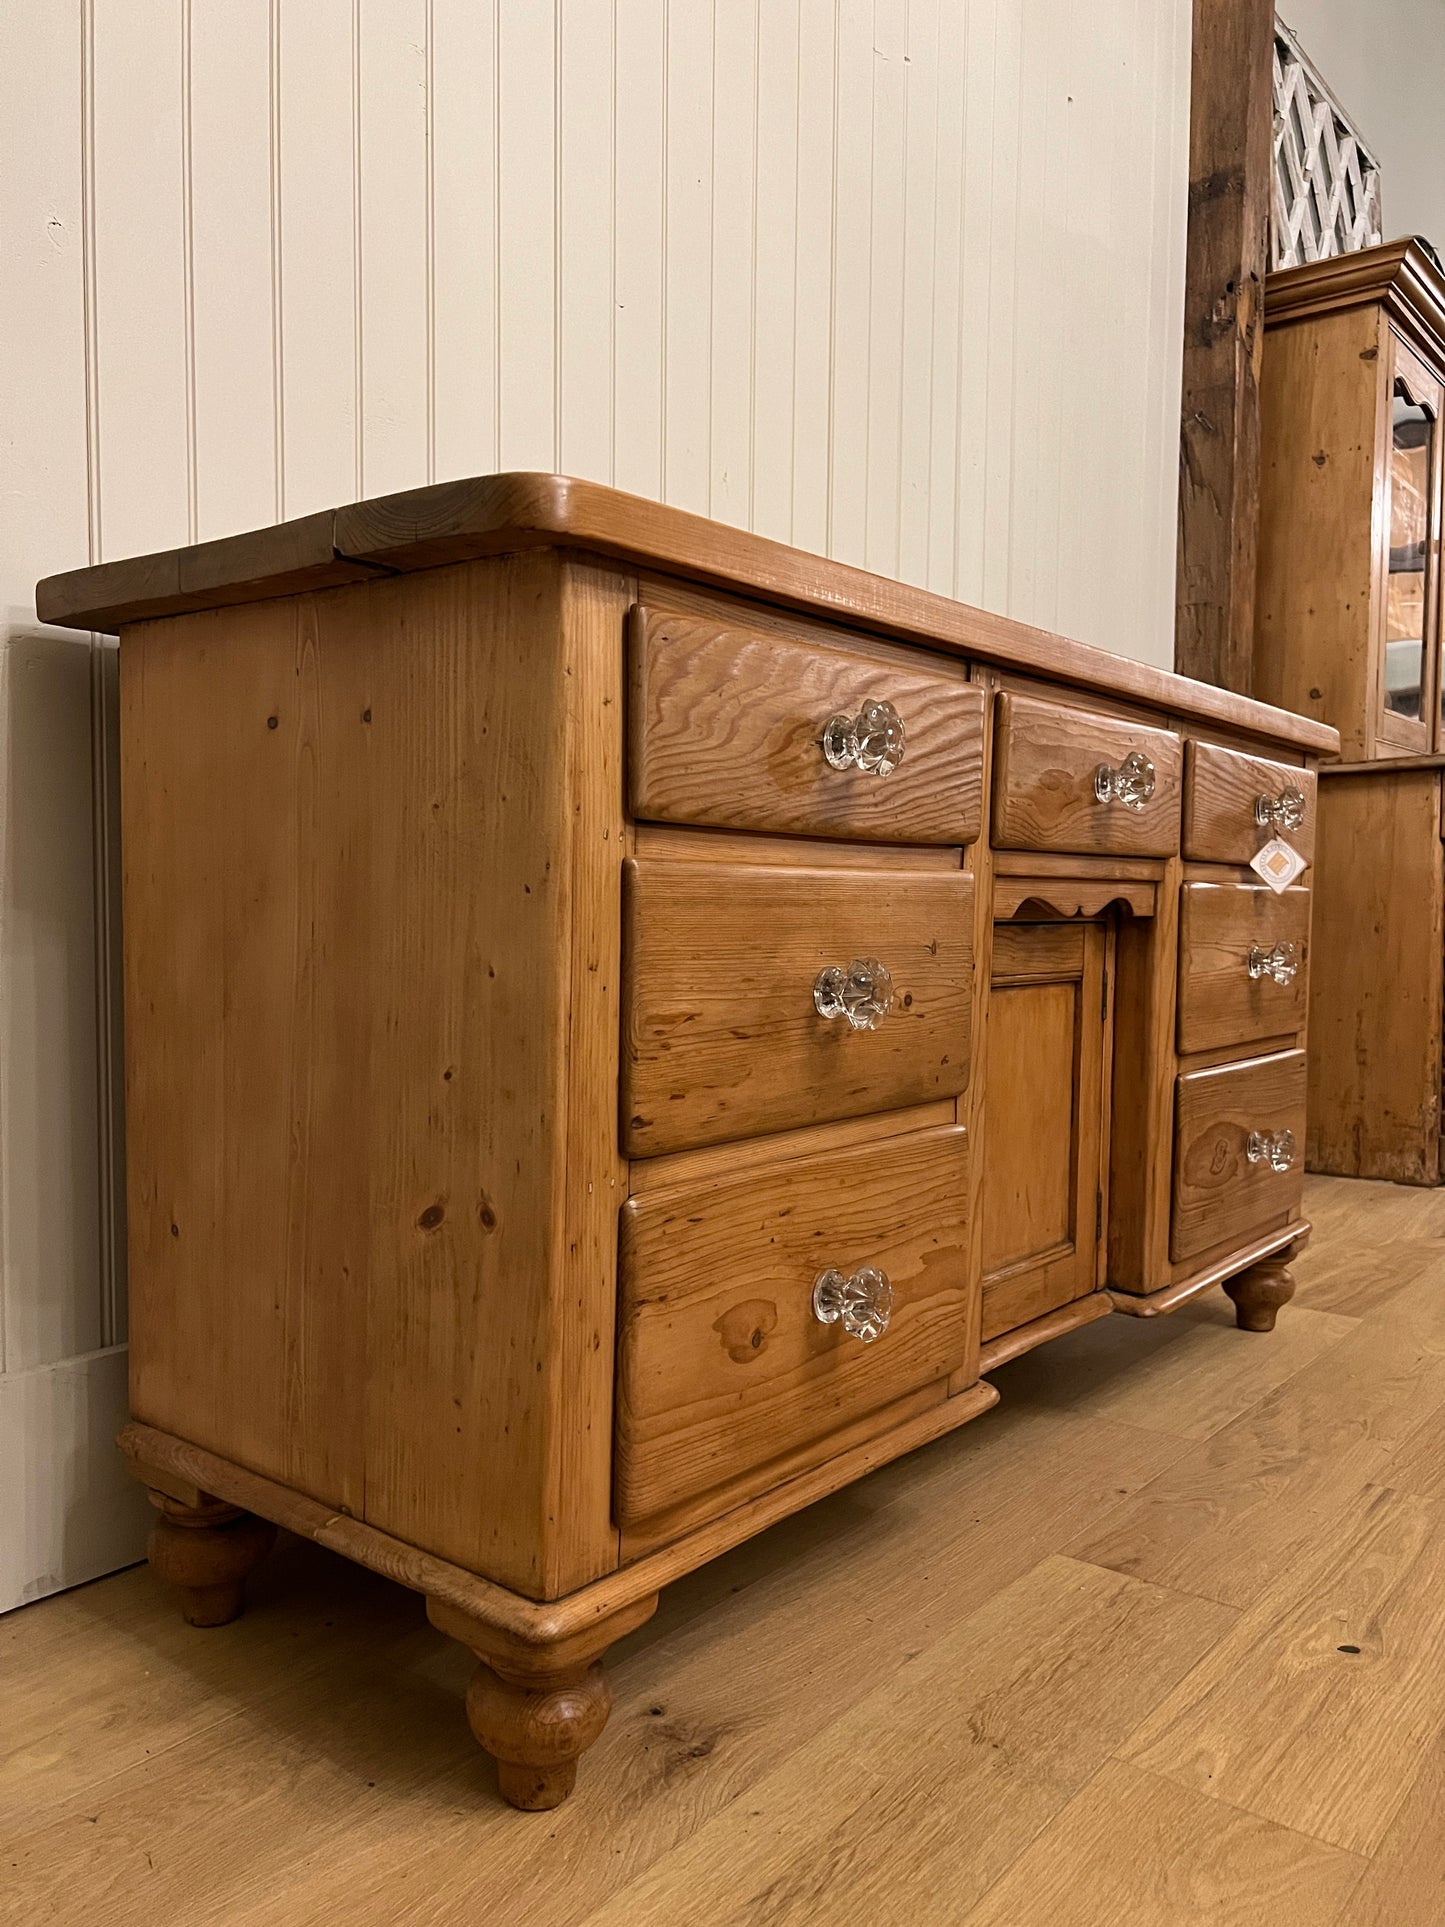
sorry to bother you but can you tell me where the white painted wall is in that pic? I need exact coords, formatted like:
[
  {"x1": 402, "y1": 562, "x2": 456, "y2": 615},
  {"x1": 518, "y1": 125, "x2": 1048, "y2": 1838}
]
[
  {"x1": 1282, "y1": 2, "x2": 1445, "y2": 253},
  {"x1": 0, "y1": 0, "x2": 1192, "y2": 1610}
]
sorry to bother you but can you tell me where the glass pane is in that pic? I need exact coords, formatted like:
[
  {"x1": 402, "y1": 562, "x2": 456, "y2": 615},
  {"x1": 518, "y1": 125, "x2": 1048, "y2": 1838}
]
[{"x1": 1386, "y1": 382, "x2": 1432, "y2": 724}]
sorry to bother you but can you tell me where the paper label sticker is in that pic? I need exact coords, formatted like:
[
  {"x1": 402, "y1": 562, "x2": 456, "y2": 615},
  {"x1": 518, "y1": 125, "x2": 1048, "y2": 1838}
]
[{"x1": 1250, "y1": 837, "x2": 1307, "y2": 893}]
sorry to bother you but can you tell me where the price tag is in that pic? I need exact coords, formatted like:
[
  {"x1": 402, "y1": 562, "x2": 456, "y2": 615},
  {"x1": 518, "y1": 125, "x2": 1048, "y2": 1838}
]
[{"x1": 1250, "y1": 837, "x2": 1307, "y2": 893}]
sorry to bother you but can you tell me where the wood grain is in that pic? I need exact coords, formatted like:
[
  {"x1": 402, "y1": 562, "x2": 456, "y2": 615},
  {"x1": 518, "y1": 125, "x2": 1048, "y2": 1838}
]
[
  {"x1": 1171, "y1": 1049, "x2": 1307, "y2": 1263},
  {"x1": 1306, "y1": 769, "x2": 1445, "y2": 1182},
  {"x1": 991, "y1": 691, "x2": 1183, "y2": 857},
  {"x1": 1176, "y1": 882, "x2": 1310, "y2": 1054},
  {"x1": 1175, "y1": 0, "x2": 1274, "y2": 695},
  {"x1": 1255, "y1": 303, "x2": 1385, "y2": 759},
  {"x1": 120, "y1": 553, "x2": 626, "y2": 1601},
  {"x1": 622, "y1": 854, "x2": 974, "y2": 1156},
  {"x1": 1182, "y1": 740, "x2": 1317, "y2": 865},
  {"x1": 628, "y1": 604, "x2": 985, "y2": 844},
  {"x1": 1124, "y1": 1482, "x2": 1445, "y2": 1856},
  {"x1": 963, "y1": 1758, "x2": 1363, "y2": 1926},
  {"x1": 616, "y1": 1127, "x2": 972, "y2": 1526},
  {"x1": 980, "y1": 921, "x2": 1108, "y2": 1340},
  {"x1": 36, "y1": 470, "x2": 1339, "y2": 752}
]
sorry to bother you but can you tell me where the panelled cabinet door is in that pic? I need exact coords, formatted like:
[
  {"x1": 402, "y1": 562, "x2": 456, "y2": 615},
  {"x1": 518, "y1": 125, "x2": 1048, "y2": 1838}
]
[
  {"x1": 978, "y1": 920, "x2": 1109, "y2": 1340},
  {"x1": 1377, "y1": 332, "x2": 1444, "y2": 755}
]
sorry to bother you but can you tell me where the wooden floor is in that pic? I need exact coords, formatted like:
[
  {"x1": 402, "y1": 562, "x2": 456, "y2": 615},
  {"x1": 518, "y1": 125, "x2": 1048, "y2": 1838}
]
[{"x1": 7, "y1": 1175, "x2": 1445, "y2": 1925}]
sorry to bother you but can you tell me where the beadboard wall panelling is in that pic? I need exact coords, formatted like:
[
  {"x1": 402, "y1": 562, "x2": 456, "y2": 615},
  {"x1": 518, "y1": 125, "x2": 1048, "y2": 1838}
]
[{"x1": 1, "y1": 0, "x2": 1191, "y2": 1610}]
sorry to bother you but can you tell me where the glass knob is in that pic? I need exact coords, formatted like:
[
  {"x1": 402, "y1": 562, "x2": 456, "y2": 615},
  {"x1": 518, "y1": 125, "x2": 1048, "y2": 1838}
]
[
  {"x1": 822, "y1": 698, "x2": 906, "y2": 776},
  {"x1": 814, "y1": 957, "x2": 894, "y2": 1031},
  {"x1": 1247, "y1": 1128, "x2": 1297, "y2": 1173},
  {"x1": 1255, "y1": 786, "x2": 1307, "y2": 833},
  {"x1": 1247, "y1": 941, "x2": 1299, "y2": 985},
  {"x1": 1093, "y1": 751, "x2": 1156, "y2": 812},
  {"x1": 812, "y1": 1265, "x2": 893, "y2": 1343}
]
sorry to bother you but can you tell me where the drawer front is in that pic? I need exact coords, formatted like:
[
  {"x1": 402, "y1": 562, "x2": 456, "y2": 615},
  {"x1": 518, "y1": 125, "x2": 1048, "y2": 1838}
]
[
  {"x1": 1182, "y1": 741, "x2": 1317, "y2": 865},
  {"x1": 623, "y1": 857, "x2": 974, "y2": 1156},
  {"x1": 992, "y1": 691, "x2": 1182, "y2": 857},
  {"x1": 616, "y1": 1126, "x2": 972, "y2": 1527},
  {"x1": 1177, "y1": 883, "x2": 1310, "y2": 1054},
  {"x1": 629, "y1": 605, "x2": 986, "y2": 845},
  {"x1": 1171, "y1": 1049, "x2": 1306, "y2": 1264}
]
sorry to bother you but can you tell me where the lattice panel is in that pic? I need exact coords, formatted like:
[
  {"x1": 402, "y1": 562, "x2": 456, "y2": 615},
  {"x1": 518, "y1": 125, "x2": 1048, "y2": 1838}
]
[{"x1": 1272, "y1": 20, "x2": 1382, "y2": 271}]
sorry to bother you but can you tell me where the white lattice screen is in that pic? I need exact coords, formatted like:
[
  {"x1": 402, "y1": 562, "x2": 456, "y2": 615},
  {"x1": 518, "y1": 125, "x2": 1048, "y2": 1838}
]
[{"x1": 1272, "y1": 19, "x2": 1382, "y2": 270}]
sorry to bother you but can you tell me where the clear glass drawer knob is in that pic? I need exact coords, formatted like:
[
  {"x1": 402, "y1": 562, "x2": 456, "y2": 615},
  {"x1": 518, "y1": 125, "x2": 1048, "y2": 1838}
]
[
  {"x1": 822, "y1": 698, "x2": 906, "y2": 776},
  {"x1": 1094, "y1": 751, "x2": 1156, "y2": 812},
  {"x1": 1247, "y1": 941, "x2": 1299, "y2": 985},
  {"x1": 812, "y1": 1265, "x2": 893, "y2": 1343},
  {"x1": 1255, "y1": 786, "x2": 1307, "y2": 832},
  {"x1": 814, "y1": 957, "x2": 894, "y2": 1031},
  {"x1": 1246, "y1": 1128, "x2": 1297, "y2": 1173}
]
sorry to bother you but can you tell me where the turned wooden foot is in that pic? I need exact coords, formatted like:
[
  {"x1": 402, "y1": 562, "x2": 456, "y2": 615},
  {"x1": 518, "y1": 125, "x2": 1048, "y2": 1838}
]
[
  {"x1": 1224, "y1": 1258, "x2": 1296, "y2": 1334},
  {"x1": 466, "y1": 1660, "x2": 611, "y2": 1810},
  {"x1": 428, "y1": 1591, "x2": 658, "y2": 1811},
  {"x1": 146, "y1": 1492, "x2": 276, "y2": 1626}
]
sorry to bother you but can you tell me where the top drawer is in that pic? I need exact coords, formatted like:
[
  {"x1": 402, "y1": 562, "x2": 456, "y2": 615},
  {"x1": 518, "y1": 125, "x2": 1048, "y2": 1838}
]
[
  {"x1": 628, "y1": 605, "x2": 985, "y2": 846},
  {"x1": 991, "y1": 692, "x2": 1182, "y2": 857},
  {"x1": 1182, "y1": 742, "x2": 1317, "y2": 866}
]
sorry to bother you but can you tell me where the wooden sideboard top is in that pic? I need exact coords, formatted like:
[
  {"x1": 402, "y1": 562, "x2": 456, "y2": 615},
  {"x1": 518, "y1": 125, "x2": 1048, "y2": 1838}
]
[{"x1": 36, "y1": 470, "x2": 1338, "y2": 753}]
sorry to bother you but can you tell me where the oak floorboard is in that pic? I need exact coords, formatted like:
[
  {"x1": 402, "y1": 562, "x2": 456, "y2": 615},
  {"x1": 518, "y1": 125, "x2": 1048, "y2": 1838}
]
[
  {"x1": 959, "y1": 1759, "x2": 1365, "y2": 1927},
  {"x1": 572, "y1": 1557, "x2": 1235, "y2": 1927},
  {"x1": 994, "y1": 1294, "x2": 1357, "y2": 1441},
  {"x1": 5, "y1": 1176, "x2": 1445, "y2": 1924},
  {"x1": 1122, "y1": 1483, "x2": 1445, "y2": 1856},
  {"x1": 1070, "y1": 1261, "x2": 1445, "y2": 1607},
  {"x1": 1330, "y1": 1726, "x2": 1445, "y2": 1925}
]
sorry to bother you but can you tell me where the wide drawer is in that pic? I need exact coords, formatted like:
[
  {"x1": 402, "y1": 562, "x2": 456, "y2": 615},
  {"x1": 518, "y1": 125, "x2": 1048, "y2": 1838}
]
[
  {"x1": 615, "y1": 1126, "x2": 972, "y2": 1527},
  {"x1": 1171, "y1": 1049, "x2": 1306, "y2": 1263},
  {"x1": 992, "y1": 691, "x2": 1182, "y2": 857},
  {"x1": 1177, "y1": 883, "x2": 1311, "y2": 1054},
  {"x1": 1182, "y1": 742, "x2": 1317, "y2": 865},
  {"x1": 629, "y1": 605, "x2": 986, "y2": 845},
  {"x1": 622, "y1": 856, "x2": 974, "y2": 1156}
]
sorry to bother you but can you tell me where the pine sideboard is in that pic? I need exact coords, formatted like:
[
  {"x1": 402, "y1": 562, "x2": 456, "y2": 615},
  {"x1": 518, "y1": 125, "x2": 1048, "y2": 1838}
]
[{"x1": 37, "y1": 475, "x2": 1337, "y2": 1810}]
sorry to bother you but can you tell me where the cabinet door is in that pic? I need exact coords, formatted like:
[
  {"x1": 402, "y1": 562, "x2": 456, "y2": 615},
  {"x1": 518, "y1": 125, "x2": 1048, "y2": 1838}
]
[
  {"x1": 979, "y1": 920, "x2": 1110, "y2": 1341},
  {"x1": 1377, "y1": 333, "x2": 1443, "y2": 754}
]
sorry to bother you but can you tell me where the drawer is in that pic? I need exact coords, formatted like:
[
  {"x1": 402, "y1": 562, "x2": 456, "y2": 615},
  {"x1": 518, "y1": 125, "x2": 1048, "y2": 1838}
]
[
  {"x1": 623, "y1": 856, "x2": 974, "y2": 1156},
  {"x1": 615, "y1": 1126, "x2": 972, "y2": 1527},
  {"x1": 1177, "y1": 883, "x2": 1310, "y2": 1054},
  {"x1": 629, "y1": 605, "x2": 986, "y2": 845},
  {"x1": 1182, "y1": 742, "x2": 1317, "y2": 865},
  {"x1": 1171, "y1": 1049, "x2": 1306, "y2": 1264},
  {"x1": 991, "y1": 691, "x2": 1182, "y2": 857}
]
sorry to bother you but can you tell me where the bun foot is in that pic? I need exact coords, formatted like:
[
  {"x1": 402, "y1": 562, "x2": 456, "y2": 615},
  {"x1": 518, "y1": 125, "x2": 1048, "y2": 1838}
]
[
  {"x1": 1224, "y1": 1258, "x2": 1296, "y2": 1333},
  {"x1": 146, "y1": 1493, "x2": 276, "y2": 1626},
  {"x1": 468, "y1": 1662, "x2": 611, "y2": 1811},
  {"x1": 428, "y1": 1590, "x2": 658, "y2": 1811}
]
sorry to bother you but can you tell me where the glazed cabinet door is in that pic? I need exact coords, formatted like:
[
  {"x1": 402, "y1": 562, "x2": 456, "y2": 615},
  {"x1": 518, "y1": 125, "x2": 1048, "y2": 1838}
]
[
  {"x1": 978, "y1": 921, "x2": 1110, "y2": 1341},
  {"x1": 1377, "y1": 333, "x2": 1443, "y2": 755}
]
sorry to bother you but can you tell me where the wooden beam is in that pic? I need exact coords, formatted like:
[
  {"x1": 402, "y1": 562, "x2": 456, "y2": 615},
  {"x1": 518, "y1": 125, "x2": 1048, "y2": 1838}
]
[{"x1": 1175, "y1": 0, "x2": 1275, "y2": 694}]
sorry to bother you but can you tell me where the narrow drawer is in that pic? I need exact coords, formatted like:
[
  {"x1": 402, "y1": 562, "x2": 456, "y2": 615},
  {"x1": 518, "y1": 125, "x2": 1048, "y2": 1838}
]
[
  {"x1": 992, "y1": 691, "x2": 1182, "y2": 857},
  {"x1": 615, "y1": 1126, "x2": 972, "y2": 1527},
  {"x1": 623, "y1": 856, "x2": 974, "y2": 1156},
  {"x1": 1182, "y1": 741, "x2": 1317, "y2": 865},
  {"x1": 1171, "y1": 1049, "x2": 1306, "y2": 1264},
  {"x1": 1177, "y1": 883, "x2": 1310, "y2": 1054},
  {"x1": 629, "y1": 605, "x2": 986, "y2": 845}
]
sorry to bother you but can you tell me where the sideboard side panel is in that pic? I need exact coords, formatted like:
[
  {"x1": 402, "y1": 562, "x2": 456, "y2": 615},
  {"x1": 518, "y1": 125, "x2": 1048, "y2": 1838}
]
[{"x1": 122, "y1": 551, "x2": 624, "y2": 1597}]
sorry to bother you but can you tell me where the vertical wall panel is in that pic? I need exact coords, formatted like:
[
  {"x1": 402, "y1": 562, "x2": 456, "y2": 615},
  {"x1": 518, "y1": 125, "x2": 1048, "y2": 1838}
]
[
  {"x1": 789, "y1": 0, "x2": 837, "y2": 558},
  {"x1": 430, "y1": 0, "x2": 499, "y2": 484},
  {"x1": 277, "y1": 0, "x2": 360, "y2": 517},
  {"x1": 357, "y1": 0, "x2": 430, "y2": 496},
  {"x1": 662, "y1": 0, "x2": 714, "y2": 513},
  {"x1": 897, "y1": 0, "x2": 943, "y2": 590},
  {"x1": 497, "y1": 1, "x2": 558, "y2": 470},
  {"x1": 188, "y1": 0, "x2": 279, "y2": 537},
  {"x1": 612, "y1": 0, "x2": 666, "y2": 500},
  {"x1": 708, "y1": 0, "x2": 758, "y2": 529},
  {"x1": 751, "y1": 0, "x2": 800, "y2": 545},
  {"x1": 559, "y1": 1, "x2": 615, "y2": 482},
  {"x1": 827, "y1": 0, "x2": 874, "y2": 567}
]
